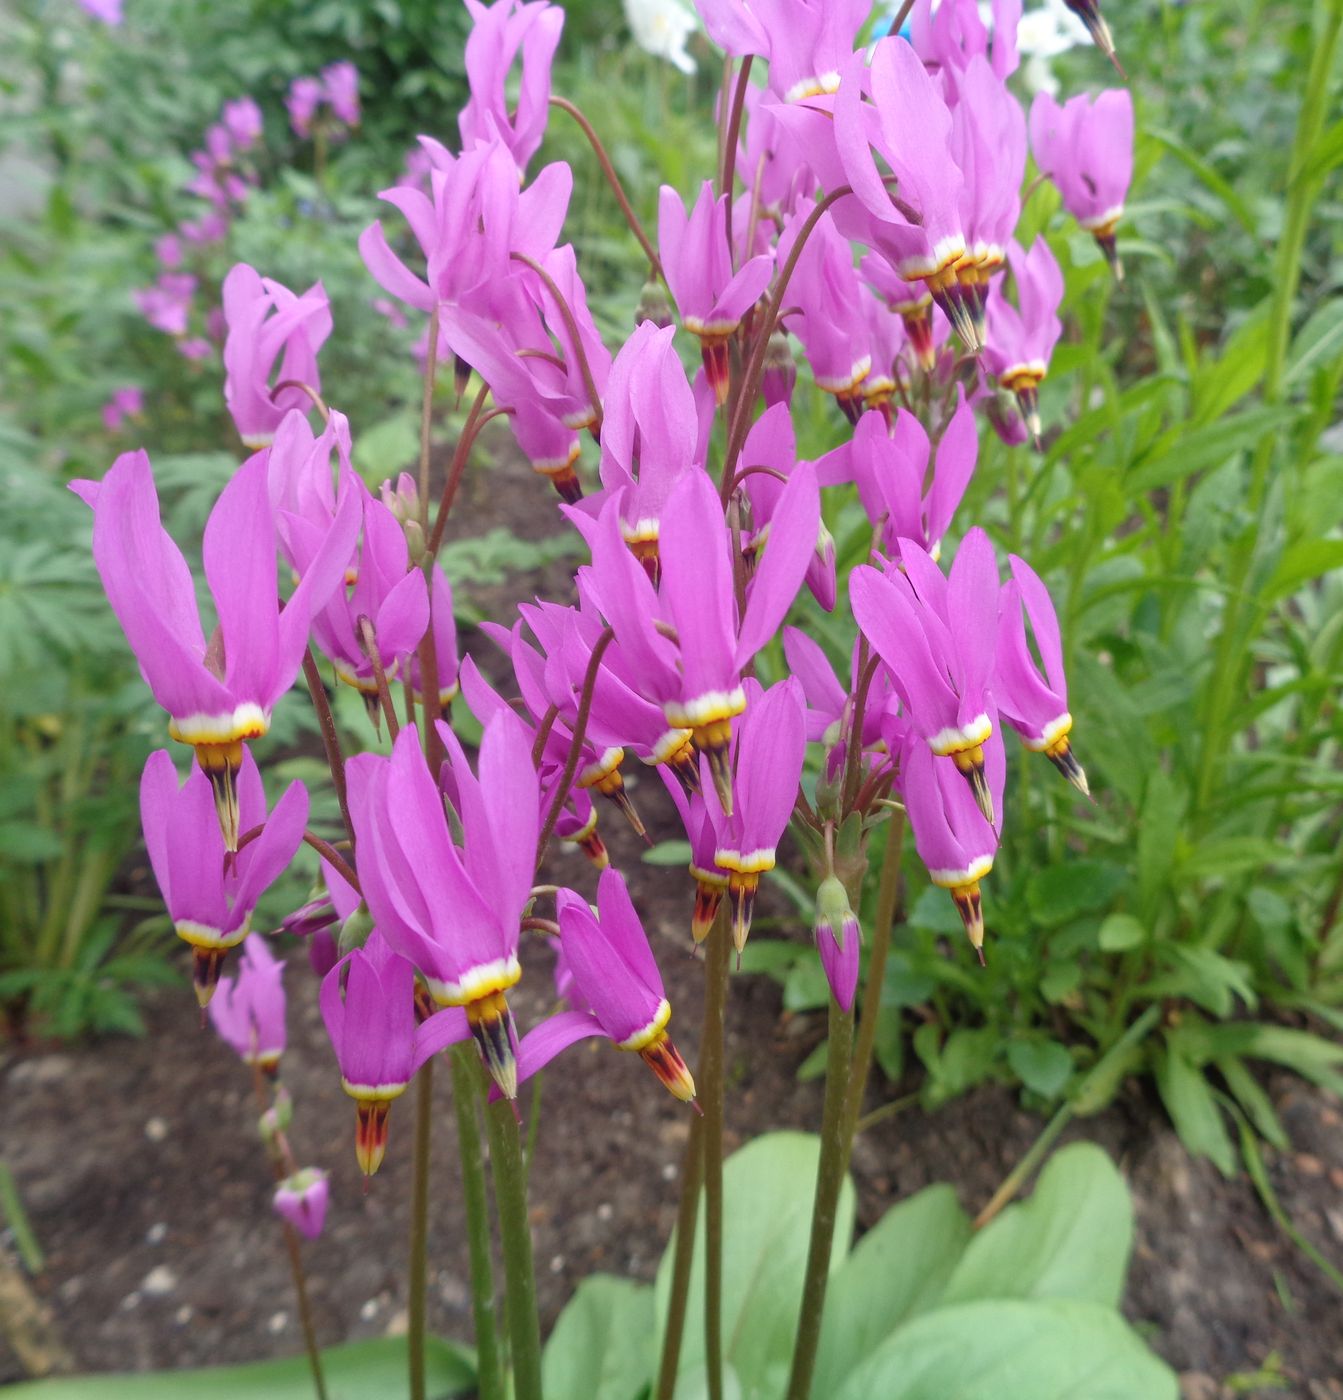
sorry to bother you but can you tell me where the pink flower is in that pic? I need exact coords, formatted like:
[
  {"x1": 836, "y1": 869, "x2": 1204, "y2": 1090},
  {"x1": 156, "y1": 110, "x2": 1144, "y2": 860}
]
[
  {"x1": 511, "y1": 869, "x2": 697, "y2": 1104},
  {"x1": 346, "y1": 717, "x2": 539, "y2": 1100},
  {"x1": 222, "y1": 97, "x2": 264, "y2": 150},
  {"x1": 322, "y1": 62, "x2": 360, "y2": 126},
  {"x1": 133, "y1": 273, "x2": 196, "y2": 336},
  {"x1": 1030, "y1": 88, "x2": 1133, "y2": 271},
  {"x1": 287, "y1": 76, "x2": 324, "y2": 139},
  {"x1": 101, "y1": 386, "x2": 143, "y2": 432},
  {"x1": 273, "y1": 1169, "x2": 329, "y2": 1240},
  {"x1": 222, "y1": 264, "x2": 332, "y2": 448},
  {"x1": 850, "y1": 529, "x2": 1002, "y2": 824},
  {"x1": 984, "y1": 237, "x2": 1064, "y2": 442},
  {"x1": 994, "y1": 554, "x2": 1088, "y2": 794},
  {"x1": 76, "y1": 0, "x2": 122, "y2": 23},
  {"x1": 459, "y1": 0, "x2": 564, "y2": 172},
  {"x1": 154, "y1": 234, "x2": 183, "y2": 269},
  {"x1": 658, "y1": 181, "x2": 774, "y2": 402},
  {"x1": 701, "y1": 678, "x2": 807, "y2": 953},
  {"x1": 140, "y1": 748, "x2": 308, "y2": 1004},
  {"x1": 814, "y1": 876, "x2": 861, "y2": 1012},
  {"x1": 909, "y1": 0, "x2": 1021, "y2": 84},
  {"x1": 321, "y1": 932, "x2": 468, "y2": 1175},
  {"x1": 208, "y1": 933, "x2": 287, "y2": 1068},
  {"x1": 72, "y1": 449, "x2": 359, "y2": 850}
]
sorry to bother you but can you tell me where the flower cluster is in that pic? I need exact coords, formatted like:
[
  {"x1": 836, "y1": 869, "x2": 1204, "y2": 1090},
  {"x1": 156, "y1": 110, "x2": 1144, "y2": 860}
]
[
  {"x1": 82, "y1": 0, "x2": 1131, "y2": 1194},
  {"x1": 288, "y1": 63, "x2": 361, "y2": 141}
]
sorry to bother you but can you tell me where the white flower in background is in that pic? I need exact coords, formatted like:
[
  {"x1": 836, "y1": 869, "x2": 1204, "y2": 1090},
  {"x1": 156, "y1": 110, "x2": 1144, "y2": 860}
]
[
  {"x1": 623, "y1": 0, "x2": 699, "y2": 75},
  {"x1": 1015, "y1": 0, "x2": 1089, "y2": 94}
]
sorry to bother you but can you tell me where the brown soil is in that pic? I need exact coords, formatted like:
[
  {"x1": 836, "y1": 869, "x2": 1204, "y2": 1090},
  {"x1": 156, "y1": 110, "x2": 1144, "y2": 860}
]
[{"x1": 3, "y1": 438, "x2": 1341, "y2": 1398}]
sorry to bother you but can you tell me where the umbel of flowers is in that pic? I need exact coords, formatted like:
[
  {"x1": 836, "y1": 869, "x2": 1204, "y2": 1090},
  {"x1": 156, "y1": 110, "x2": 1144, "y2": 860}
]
[{"x1": 77, "y1": 1, "x2": 1130, "y2": 1397}]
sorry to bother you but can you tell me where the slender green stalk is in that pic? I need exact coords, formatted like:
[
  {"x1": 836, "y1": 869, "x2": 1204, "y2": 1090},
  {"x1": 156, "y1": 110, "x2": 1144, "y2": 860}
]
[
  {"x1": 450, "y1": 1048, "x2": 504, "y2": 1400},
  {"x1": 784, "y1": 997, "x2": 854, "y2": 1400},
  {"x1": 485, "y1": 1099, "x2": 543, "y2": 1400},
  {"x1": 844, "y1": 811, "x2": 904, "y2": 1140},
  {"x1": 973, "y1": 1101, "x2": 1073, "y2": 1230},
  {"x1": 655, "y1": 1116, "x2": 704, "y2": 1400},
  {"x1": 701, "y1": 913, "x2": 732, "y2": 1400},
  {"x1": 407, "y1": 1060, "x2": 433, "y2": 1400}
]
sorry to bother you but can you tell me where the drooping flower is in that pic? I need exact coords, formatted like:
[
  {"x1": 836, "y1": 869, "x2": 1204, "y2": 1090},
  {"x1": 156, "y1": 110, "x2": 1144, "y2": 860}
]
[
  {"x1": 588, "y1": 461, "x2": 819, "y2": 811},
  {"x1": 896, "y1": 720, "x2": 1006, "y2": 957},
  {"x1": 850, "y1": 530, "x2": 1002, "y2": 824},
  {"x1": 460, "y1": 0, "x2": 564, "y2": 169},
  {"x1": 101, "y1": 386, "x2": 143, "y2": 432},
  {"x1": 74, "y1": 448, "x2": 359, "y2": 849},
  {"x1": 76, "y1": 0, "x2": 123, "y2": 23},
  {"x1": 273, "y1": 1169, "x2": 329, "y2": 1240},
  {"x1": 830, "y1": 41, "x2": 978, "y2": 350},
  {"x1": 287, "y1": 77, "x2": 324, "y2": 139},
  {"x1": 208, "y1": 933, "x2": 287, "y2": 1069},
  {"x1": 814, "y1": 875, "x2": 861, "y2": 1012},
  {"x1": 321, "y1": 931, "x2": 469, "y2": 1175},
  {"x1": 134, "y1": 273, "x2": 197, "y2": 337},
  {"x1": 994, "y1": 554, "x2": 1089, "y2": 794},
  {"x1": 321, "y1": 61, "x2": 360, "y2": 127},
  {"x1": 140, "y1": 749, "x2": 308, "y2": 1004},
  {"x1": 909, "y1": 0, "x2": 1021, "y2": 84},
  {"x1": 1030, "y1": 88, "x2": 1134, "y2": 275},
  {"x1": 984, "y1": 237, "x2": 1064, "y2": 443},
  {"x1": 222, "y1": 97, "x2": 264, "y2": 150},
  {"x1": 658, "y1": 181, "x2": 774, "y2": 403},
  {"x1": 222, "y1": 264, "x2": 333, "y2": 449},
  {"x1": 702, "y1": 678, "x2": 807, "y2": 954},
  {"x1": 818, "y1": 391, "x2": 978, "y2": 561},
  {"x1": 511, "y1": 870, "x2": 697, "y2": 1103},
  {"x1": 346, "y1": 716, "x2": 539, "y2": 1100}
]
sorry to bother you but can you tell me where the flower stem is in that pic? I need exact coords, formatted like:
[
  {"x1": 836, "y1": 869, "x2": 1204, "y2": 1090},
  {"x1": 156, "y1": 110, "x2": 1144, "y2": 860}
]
[
  {"x1": 282, "y1": 1221, "x2": 330, "y2": 1400},
  {"x1": 843, "y1": 810, "x2": 904, "y2": 1139},
  {"x1": 783, "y1": 997, "x2": 854, "y2": 1400},
  {"x1": 510, "y1": 250, "x2": 605, "y2": 434},
  {"x1": 418, "y1": 305, "x2": 440, "y2": 531},
  {"x1": 485, "y1": 1099, "x2": 543, "y2": 1400},
  {"x1": 426, "y1": 383, "x2": 491, "y2": 562},
  {"x1": 301, "y1": 648, "x2": 355, "y2": 851},
  {"x1": 701, "y1": 910, "x2": 732, "y2": 1400},
  {"x1": 407, "y1": 1059, "x2": 433, "y2": 1400},
  {"x1": 358, "y1": 617, "x2": 401, "y2": 742},
  {"x1": 655, "y1": 1115, "x2": 704, "y2": 1400},
  {"x1": 550, "y1": 96, "x2": 664, "y2": 279},
  {"x1": 451, "y1": 1047, "x2": 504, "y2": 1400}
]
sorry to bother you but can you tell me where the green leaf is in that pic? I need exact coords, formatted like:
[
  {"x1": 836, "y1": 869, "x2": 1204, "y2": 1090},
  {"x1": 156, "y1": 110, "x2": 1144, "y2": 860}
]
[
  {"x1": 1179, "y1": 836, "x2": 1281, "y2": 880},
  {"x1": 1216, "y1": 1057, "x2": 1289, "y2": 1151},
  {"x1": 832, "y1": 1299, "x2": 1178, "y2": 1400},
  {"x1": 543, "y1": 1274, "x2": 653, "y2": 1400},
  {"x1": 1263, "y1": 539, "x2": 1343, "y2": 603},
  {"x1": 1007, "y1": 1040, "x2": 1075, "y2": 1098},
  {"x1": 906, "y1": 884, "x2": 966, "y2": 936},
  {"x1": 812, "y1": 1185, "x2": 972, "y2": 1398},
  {"x1": 1137, "y1": 768, "x2": 1184, "y2": 912},
  {"x1": 642, "y1": 839, "x2": 693, "y2": 867},
  {"x1": 1239, "y1": 1025, "x2": 1343, "y2": 1096},
  {"x1": 1284, "y1": 296, "x2": 1343, "y2": 386},
  {"x1": 1098, "y1": 914, "x2": 1147, "y2": 952},
  {"x1": 1146, "y1": 945, "x2": 1257, "y2": 1017},
  {"x1": 941, "y1": 1143, "x2": 1132, "y2": 1310},
  {"x1": 1125, "y1": 407, "x2": 1293, "y2": 494},
  {"x1": 1025, "y1": 861, "x2": 1127, "y2": 928},
  {"x1": 1154, "y1": 1043, "x2": 1237, "y2": 1177},
  {"x1": 654, "y1": 1132, "x2": 854, "y2": 1398},
  {"x1": 5, "y1": 1337, "x2": 477, "y2": 1398}
]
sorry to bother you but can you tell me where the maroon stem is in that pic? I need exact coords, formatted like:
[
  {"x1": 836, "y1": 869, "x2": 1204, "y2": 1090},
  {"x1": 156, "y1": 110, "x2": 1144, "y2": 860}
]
[
  {"x1": 549, "y1": 96, "x2": 664, "y2": 280},
  {"x1": 510, "y1": 251, "x2": 605, "y2": 434},
  {"x1": 720, "y1": 56, "x2": 754, "y2": 262},
  {"x1": 534, "y1": 627, "x2": 616, "y2": 868},
  {"x1": 426, "y1": 383, "x2": 491, "y2": 561},
  {"x1": 301, "y1": 649, "x2": 355, "y2": 852},
  {"x1": 358, "y1": 616, "x2": 401, "y2": 742}
]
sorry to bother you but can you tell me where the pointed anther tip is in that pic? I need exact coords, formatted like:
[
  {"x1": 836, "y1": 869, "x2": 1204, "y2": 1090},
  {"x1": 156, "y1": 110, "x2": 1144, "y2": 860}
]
[
  {"x1": 690, "y1": 1097, "x2": 704, "y2": 1118},
  {"x1": 976, "y1": 945, "x2": 986, "y2": 967}
]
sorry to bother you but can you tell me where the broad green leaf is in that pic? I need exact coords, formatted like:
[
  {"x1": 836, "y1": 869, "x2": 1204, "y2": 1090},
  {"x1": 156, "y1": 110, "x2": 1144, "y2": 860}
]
[
  {"x1": 642, "y1": 839, "x2": 693, "y2": 867},
  {"x1": 1007, "y1": 1039, "x2": 1075, "y2": 1098},
  {"x1": 1025, "y1": 861, "x2": 1127, "y2": 928},
  {"x1": 653, "y1": 1132, "x2": 854, "y2": 1398},
  {"x1": 1284, "y1": 296, "x2": 1343, "y2": 386},
  {"x1": 6, "y1": 1337, "x2": 476, "y2": 1399},
  {"x1": 906, "y1": 884, "x2": 966, "y2": 936},
  {"x1": 1239, "y1": 1025, "x2": 1343, "y2": 1096},
  {"x1": 543, "y1": 1274, "x2": 654, "y2": 1400},
  {"x1": 1154, "y1": 1043, "x2": 1236, "y2": 1177},
  {"x1": 832, "y1": 1299, "x2": 1178, "y2": 1400},
  {"x1": 1125, "y1": 407, "x2": 1293, "y2": 494},
  {"x1": 812, "y1": 1185, "x2": 972, "y2": 1398},
  {"x1": 1178, "y1": 836, "x2": 1281, "y2": 880},
  {"x1": 1146, "y1": 945, "x2": 1257, "y2": 1017},
  {"x1": 940, "y1": 1143, "x2": 1131, "y2": 1310},
  {"x1": 1098, "y1": 913, "x2": 1147, "y2": 951},
  {"x1": 1263, "y1": 539, "x2": 1343, "y2": 603}
]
